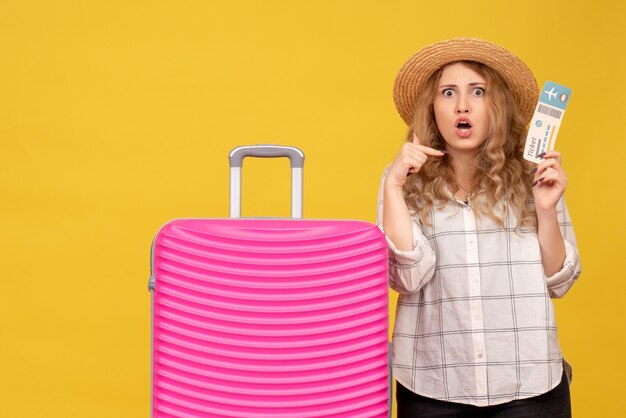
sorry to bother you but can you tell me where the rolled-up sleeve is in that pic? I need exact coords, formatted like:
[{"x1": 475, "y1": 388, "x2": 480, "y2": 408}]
[
  {"x1": 546, "y1": 197, "x2": 582, "y2": 298},
  {"x1": 376, "y1": 169, "x2": 437, "y2": 294}
]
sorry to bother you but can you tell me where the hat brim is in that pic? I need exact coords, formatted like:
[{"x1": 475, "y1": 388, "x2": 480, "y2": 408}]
[{"x1": 393, "y1": 38, "x2": 538, "y2": 126}]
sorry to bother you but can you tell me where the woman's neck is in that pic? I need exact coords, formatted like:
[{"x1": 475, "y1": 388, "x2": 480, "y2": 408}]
[
  {"x1": 448, "y1": 150, "x2": 478, "y2": 201},
  {"x1": 449, "y1": 150, "x2": 478, "y2": 184}
]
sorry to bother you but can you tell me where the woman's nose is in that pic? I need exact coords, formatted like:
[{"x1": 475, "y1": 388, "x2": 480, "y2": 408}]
[
  {"x1": 455, "y1": 103, "x2": 469, "y2": 114},
  {"x1": 455, "y1": 95, "x2": 469, "y2": 114}
]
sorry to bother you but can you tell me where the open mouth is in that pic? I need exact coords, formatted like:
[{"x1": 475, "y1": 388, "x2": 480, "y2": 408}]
[{"x1": 455, "y1": 119, "x2": 473, "y2": 138}]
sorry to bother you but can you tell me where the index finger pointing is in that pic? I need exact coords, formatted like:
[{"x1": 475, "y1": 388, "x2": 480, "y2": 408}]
[
  {"x1": 410, "y1": 133, "x2": 445, "y2": 156},
  {"x1": 417, "y1": 145, "x2": 447, "y2": 157}
]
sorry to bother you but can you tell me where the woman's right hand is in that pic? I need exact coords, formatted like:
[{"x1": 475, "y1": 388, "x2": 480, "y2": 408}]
[{"x1": 384, "y1": 134, "x2": 446, "y2": 189}]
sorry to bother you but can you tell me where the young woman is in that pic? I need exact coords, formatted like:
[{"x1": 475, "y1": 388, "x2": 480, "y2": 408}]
[{"x1": 377, "y1": 38, "x2": 581, "y2": 417}]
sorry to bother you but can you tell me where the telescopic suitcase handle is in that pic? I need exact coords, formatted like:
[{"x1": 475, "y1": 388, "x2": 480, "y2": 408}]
[{"x1": 228, "y1": 145, "x2": 305, "y2": 219}]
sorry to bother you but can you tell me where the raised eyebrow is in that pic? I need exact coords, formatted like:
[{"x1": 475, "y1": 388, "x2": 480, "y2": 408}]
[{"x1": 438, "y1": 82, "x2": 486, "y2": 88}]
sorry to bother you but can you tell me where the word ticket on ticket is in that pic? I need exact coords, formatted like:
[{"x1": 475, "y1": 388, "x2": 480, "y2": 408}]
[{"x1": 523, "y1": 81, "x2": 571, "y2": 164}]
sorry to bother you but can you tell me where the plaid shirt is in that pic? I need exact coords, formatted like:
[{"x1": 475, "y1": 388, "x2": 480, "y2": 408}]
[{"x1": 377, "y1": 170, "x2": 581, "y2": 406}]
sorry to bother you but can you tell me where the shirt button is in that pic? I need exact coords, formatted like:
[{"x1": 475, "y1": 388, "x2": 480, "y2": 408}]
[
  {"x1": 471, "y1": 277, "x2": 477, "y2": 282},
  {"x1": 474, "y1": 315, "x2": 480, "y2": 320},
  {"x1": 478, "y1": 353, "x2": 484, "y2": 359}
]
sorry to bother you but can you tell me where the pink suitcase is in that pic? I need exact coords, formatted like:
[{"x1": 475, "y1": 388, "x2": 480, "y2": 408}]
[{"x1": 148, "y1": 145, "x2": 390, "y2": 417}]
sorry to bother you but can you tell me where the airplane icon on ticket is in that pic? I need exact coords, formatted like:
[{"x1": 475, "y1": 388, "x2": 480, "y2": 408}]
[{"x1": 544, "y1": 87, "x2": 558, "y2": 101}]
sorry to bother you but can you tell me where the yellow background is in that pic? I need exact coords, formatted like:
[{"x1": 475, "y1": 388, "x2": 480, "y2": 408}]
[{"x1": 1, "y1": 1, "x2": 624, "y2": 416}]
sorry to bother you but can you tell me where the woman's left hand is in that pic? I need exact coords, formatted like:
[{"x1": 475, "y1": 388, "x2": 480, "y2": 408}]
[{"x1": 532, "y1": 150, "x2": 567, "y2": 212}]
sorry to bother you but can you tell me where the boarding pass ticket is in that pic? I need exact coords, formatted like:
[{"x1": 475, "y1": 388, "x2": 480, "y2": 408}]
[{"x1": 523, "y1": 81, "x2": 572, "y2": 164}]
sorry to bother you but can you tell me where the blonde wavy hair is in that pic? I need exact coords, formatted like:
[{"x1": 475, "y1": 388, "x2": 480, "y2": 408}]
[{"x1": 403, "y1": 61, "x2": 536, "y2": 229}]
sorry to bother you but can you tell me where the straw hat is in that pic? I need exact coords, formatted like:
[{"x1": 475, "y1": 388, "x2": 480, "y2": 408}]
[{"x1": 393, "y1": 37, "x2": 538, "y2": 126}]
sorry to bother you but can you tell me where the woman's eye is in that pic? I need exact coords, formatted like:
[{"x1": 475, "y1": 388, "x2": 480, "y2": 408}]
[
  {"x1": 443, "y1": 89, "x2": 454, "y2": 97},
  {"x1": 473, "y1": 88, "x2": 485, "y2": 96}
]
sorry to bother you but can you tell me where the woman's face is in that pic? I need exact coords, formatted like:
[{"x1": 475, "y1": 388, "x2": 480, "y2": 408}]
[{"x1": 433, "y1": 62, "x2": 490, "y2": 155}]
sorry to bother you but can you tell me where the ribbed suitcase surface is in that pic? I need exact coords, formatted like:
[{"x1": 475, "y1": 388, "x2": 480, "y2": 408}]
[{"x1": 151, "y1": 218, "x2": 389, "y2": 418}]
